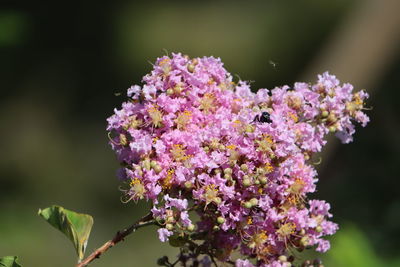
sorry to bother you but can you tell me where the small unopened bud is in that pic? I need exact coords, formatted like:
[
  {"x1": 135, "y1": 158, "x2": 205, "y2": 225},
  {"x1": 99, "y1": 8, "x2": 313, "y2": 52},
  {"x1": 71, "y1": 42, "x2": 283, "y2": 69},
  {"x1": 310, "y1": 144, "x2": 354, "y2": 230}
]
[
  {"x1": 166, "y1": 223, "x2": 174, "y2": 231},
  {"x1": 300, "y1": 236, "x2": 309, "y2": 247},
  {"x1": 316, "y1": 225, "x2": 323, "y2": 233},
  {"x1": 214, "y1": 197, "x2": 222, "y2": 205},
  {"x1": 249, "y1": 198, "x2": 258, "y2": 206},
  {"x1": 256, "y1": 167, "x2": 265, "y2": 174},
  {"x1": 166, "y1": 88, "x2": 174, "y2": 95},
  {"x1": 259, "y1": 177, "x2": 268, "y2": 185},
  {"x1": 244, "y1": 201, "x2": 252, "y2": 209},
  {"x1": 191, "y1": 58, "x2": 199, "y2": 65},
  {"x1": 278, "y1": 255, "x2": 287, "y2": 262},
  {"x1": 218, "y1": 144, "x2": 225, "y2": 150},
  {"x1": 327, "y1": 113, "x2": 337, "y2": 123},
  {"x1": 321, "y1": 110, "x2": 329, "y2": 118},
  {"x1": 242, "y1": 177, "x2": 251, "y2": 187},
  {"x1": 174, "y1": 85, "x2": 182, "y2": 95},
  {"x1": 153, "y1": 164, "x2": 162, "y2": 174},
  {"x1": 224, "y1": 167, "x2": 232, "y2": 174},
  {"x1": 217, "y1": 216, "x2": 225, "y2": 224},
  {"x1": 240, "y1": 164, "x2": 248, "y2": 171},
  {"x1": 224, "y1": 173, "x2": 231, "y2": 180},
  {"x1": 203, "y1": 146, "x2": 210, "y2": 152},
  {"x1": 150, "y1": 160, "x2": 157, "y2": 168},
  {"x1": 329, "y1": 125, "x2": 336, "y2": 133},
  {"x1": 166, "y1": 216, "x2": 175, "y2": 223},
  {"x1": 254, "y1": 179, "x2": 260, "y2": 185},
  {"x1": 187, "y1": 64, "x2": 196, "y2": 73},
  {"x1": 213, "y1": 225, "x2": 220, "y2": 231},
  {"x1": 184, "y1": 181, "x2": 193, "y2": 189},
  {"x1": 142, "y1": 158, "x2": 151, "y2": 170},
  {"x1": 187, "y1": 223, "x2": 195, "y2": 231}
]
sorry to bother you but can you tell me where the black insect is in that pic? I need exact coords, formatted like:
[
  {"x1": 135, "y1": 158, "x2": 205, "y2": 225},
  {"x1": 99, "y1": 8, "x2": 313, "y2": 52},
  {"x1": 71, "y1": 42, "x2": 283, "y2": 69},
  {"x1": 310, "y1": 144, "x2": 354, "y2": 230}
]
[{"x1": 253, "y1": 111, "x2": 272, "y2": 123}]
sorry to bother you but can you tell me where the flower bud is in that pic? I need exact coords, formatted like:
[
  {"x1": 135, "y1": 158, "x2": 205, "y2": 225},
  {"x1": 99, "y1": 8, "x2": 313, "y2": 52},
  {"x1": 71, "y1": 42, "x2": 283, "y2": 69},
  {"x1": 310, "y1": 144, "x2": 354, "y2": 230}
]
[
  {"x1": 300, "y1": 236, "x2": 309, "y2": 247},
  {"x1": 249, "y1": 198, "x2": 258, "y2": 206},
  {"x1": 166, "y1": 223, "x2": 174, "y2": 231},
  {"x1": 184, "y1": 181, "x2": 193, "y2": 189},
  {"x1": 142, "y1": 158, "x2": 151, "y2": 170},
  {"x1": 259, "y1": 177, "x2": 268, "y2": 185},
  {"x1": 242, "y1": 177, "x2": 251, "y2": 187},
  {"x1": 240, "y1": 164, "x2": 248, "y2": 171},
  {"x1": 327, "y1": 113, "x2": 337, "y2": 124},
  {"x1": 187, "y1": 223, "x2": 195, "y2": 231},
  {"x1": 150, "y1": 160, "x2": 158, "y2": 168},
  {"x1": 213, "y1": 225, "x2": 220, "y2": 231},
  {"x1": 174, "y1": 85, "x2": 182, "y2": 95},
  {"x1": 244, "y1": 201, "x2": 252, "y2": 209},
  {"x1": 191, "y1": 58, "x2": 199, "y2": 65},
  {"x1": 166, "y1": 88, "x2": 174, "y2": 95},
  {"x1": 321, "y1": 110, "x2": 329, "y2": 118},
  {"x1": 329, "y1": 125, "x2": 336, "y2": 133},
  {"x1": 153, "y1": 164, "x2": 162, "y2": 174},
  {"x1": 316, "y1": 226, "x2": 323, "y2": 233},
  {"x1": 187, "y1": 64, "x2": 196, "y2": 73},
  {"x1": 278, "y1": 255, "x2": 287, "y2": 262},
  {"x1": 224, "y1": 167, "x2": 232, "y2": 174},
  {"x1": 217, "y1": 216, "x2": 225, "y2": 224}
]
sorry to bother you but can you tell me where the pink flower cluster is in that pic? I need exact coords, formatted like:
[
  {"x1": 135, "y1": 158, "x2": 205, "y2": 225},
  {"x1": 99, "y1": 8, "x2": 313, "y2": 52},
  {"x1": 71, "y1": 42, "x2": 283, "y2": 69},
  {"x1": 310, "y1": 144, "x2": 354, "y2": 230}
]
[{"x1": 107, "y1": 53, "x2": 369, "y2": 266}]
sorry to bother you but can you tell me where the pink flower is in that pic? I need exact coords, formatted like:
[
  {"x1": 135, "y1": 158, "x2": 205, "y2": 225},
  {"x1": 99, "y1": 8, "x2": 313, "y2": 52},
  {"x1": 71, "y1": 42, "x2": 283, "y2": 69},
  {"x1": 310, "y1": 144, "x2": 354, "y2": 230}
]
[
  {"x1": 107, "y1": 53, "x2": 370, "y2": 266},
  {"x1": 157, "y1": 228, "x2": 173, "y2": 242}
]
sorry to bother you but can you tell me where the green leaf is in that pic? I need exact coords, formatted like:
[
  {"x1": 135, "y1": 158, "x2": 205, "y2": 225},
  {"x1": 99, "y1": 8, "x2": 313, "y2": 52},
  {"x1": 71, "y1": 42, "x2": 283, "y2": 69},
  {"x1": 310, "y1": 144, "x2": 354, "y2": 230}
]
[
  {"x1": 168, "y1": 235, "x2": 186, "y2": 247},
  {"x1": 0, "y1": 256, "x2": 22, "y2": 267},
  {"x1": 38, "y1": 205, "x2": 93, "y2": 261}
]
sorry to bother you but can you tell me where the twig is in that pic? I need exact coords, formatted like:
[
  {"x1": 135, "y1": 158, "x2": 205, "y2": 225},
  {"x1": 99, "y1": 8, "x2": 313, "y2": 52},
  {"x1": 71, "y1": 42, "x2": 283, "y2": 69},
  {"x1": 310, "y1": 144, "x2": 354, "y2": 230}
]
[
  {"x1": 76, "y1": 213, "x2": 154, "y2": 267},
  {"x1": 209, "y1": 254, "x2": 218, "y2": 267}
]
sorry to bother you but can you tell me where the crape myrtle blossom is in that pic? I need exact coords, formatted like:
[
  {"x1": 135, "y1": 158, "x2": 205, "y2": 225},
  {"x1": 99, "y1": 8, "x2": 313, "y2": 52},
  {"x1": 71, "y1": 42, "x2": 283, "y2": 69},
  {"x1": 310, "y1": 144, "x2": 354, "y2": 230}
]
[{"x1": 107, "y1": 53, "x2": 369, "y2": 266}]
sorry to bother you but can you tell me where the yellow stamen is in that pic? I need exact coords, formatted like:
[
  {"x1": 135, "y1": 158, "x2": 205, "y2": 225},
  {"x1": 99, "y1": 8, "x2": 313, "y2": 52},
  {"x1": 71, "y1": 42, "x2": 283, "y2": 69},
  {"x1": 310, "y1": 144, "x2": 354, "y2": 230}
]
[
  {"x1": 288, "y1": 112, "x2": 299, "y2": 123},
  {"x1": 226, "y1": 144, "x2": 236, "y2": 150},
  {"x1": 199, "y1": 93, "x2": 215, "y2": 113},
  {"x1": 175, "y1": 110, "x2": 192, "y2": 130},
  {"x1": 277, "y1": 222, "x2": 296, "y2": 238},
  {"x1": 162, "y1": 169, "x2": 174, "y2": 189},
  {"x1": 148, "y1": 106, "x2": 163, "y2": 127}
]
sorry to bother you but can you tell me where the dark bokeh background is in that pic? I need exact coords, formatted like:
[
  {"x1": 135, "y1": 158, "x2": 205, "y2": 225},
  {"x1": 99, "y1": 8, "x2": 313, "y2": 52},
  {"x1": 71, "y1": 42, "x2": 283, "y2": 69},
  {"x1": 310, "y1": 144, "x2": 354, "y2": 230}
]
[{"x1": 1, "y1": 1, "x2": 399, "y2": 266}]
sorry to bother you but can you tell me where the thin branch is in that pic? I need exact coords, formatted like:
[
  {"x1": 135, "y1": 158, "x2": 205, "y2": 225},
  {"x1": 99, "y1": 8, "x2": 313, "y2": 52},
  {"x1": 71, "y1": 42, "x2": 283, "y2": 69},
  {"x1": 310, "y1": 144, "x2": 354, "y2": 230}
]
[
  {"x1": 209, "y1": 254, "x2": 218, "y2": 267},
  {"x1": 76, "y1": 213, "x2": 154, "y2": 267}
]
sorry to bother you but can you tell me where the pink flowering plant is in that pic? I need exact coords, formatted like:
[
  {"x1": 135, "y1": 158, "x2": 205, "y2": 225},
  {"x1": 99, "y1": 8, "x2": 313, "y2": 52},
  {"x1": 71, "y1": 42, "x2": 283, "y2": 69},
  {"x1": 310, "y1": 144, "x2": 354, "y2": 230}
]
[
  {"x1": 105, "y1": 53, "x2": 369, "y2": 267},
  {"x1": 25, "y1": 53, "x2": 368, "y2": 267}
]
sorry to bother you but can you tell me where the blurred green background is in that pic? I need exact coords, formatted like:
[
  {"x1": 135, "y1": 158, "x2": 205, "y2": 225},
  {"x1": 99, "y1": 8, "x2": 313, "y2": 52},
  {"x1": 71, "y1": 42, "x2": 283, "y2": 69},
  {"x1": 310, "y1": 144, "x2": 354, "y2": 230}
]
[{"x1": 1, "y1": 0, "x2": 399, "y2": 266}]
